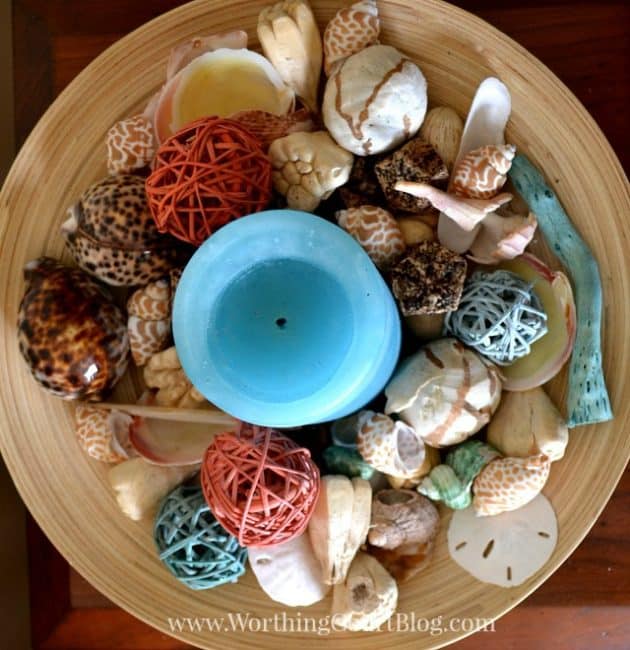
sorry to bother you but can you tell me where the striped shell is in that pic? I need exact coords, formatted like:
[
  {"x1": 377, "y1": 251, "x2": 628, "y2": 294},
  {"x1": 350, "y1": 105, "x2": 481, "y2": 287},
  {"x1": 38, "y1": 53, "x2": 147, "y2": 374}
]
[
  {"x1": 323, "y1": 0, "x2": 380, "y2": 76},
  {"x1": 357, "y1": 412, "x2": 426, "y2": 479},
  {"x1": 231, "y1": 109, "x2": 315, "y2": 149},
  {"x1": 75, "y1": 405, "x2": 133, "y2": 463},
  {"x1": 106, "y1": 115, "x2": 156, "y2": 174},
  {"x1": 127, "y1": 279, "x2": 172, "y2": 366},
  {"x1": 473, "y1": 454, "x2": 551, "y2": 516},
  {"x1": 336, "y1": 205, "x2": 405, "y2": 269},
  {"x1": 385, "y1": 338, "x2": 502, "y2": 448},
  {"x1": 452, "y1": 144, "x2": 516, "y2": 199}
]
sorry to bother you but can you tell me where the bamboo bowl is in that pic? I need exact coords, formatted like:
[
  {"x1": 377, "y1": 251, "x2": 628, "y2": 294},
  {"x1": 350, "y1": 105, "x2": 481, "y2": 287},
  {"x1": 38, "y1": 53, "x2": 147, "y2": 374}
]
[{"x1": 1, "y1": 0, "x2": 629, "y2": 648}]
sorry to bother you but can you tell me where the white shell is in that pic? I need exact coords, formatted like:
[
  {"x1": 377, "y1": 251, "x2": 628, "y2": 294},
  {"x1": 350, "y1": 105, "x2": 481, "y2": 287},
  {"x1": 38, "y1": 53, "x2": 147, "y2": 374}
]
[
  {"x1": 248, "y1": 534, "x2": 330, "y2": 607},
  {"x1": 447, "y1": 493, "x2": 558, "y2": 587},
  {"x1": 322, "y1": 45, "x2": 427, "y2": 156}
]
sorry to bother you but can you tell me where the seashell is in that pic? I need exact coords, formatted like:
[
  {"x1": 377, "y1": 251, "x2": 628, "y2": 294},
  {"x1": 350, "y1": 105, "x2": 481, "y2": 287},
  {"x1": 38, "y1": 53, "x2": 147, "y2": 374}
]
[
  {"x1": 396, "y1": 217, "x2": 435, "y2": 246},
  {"x1": 154, "y1": 49, "x2": 294, "y2": 142},
  {"x1": 330, "y1": 409, "x2": 372, "y2": 447},
  {"x1": 419, "y1": 106, "x2": 464, "y2": 171},
  {"x1": 468, "y1": 208, "x2": 537, "y2": 264},
  {"x1": 385, "y1": 445, "x2": 440, "y2": 489},
  {"x1": 438, "y1": 78, "x2": 512, "y2": 253},
  {"x1": 323, "y1": 45, "x2": 427, "y2": 156},
  {"x1": 166, "y1": 30, "x2": 248, "y2": 80},
  {"x1": 106, "y1": 114, "x2": 156, "y2": 174},
  {"x1": 144, "y1": 346, "x2": 208, "y2": 408},
  {"x1": 257, "y1": 0, "x2": 322, "y2": 112},
  {"x1": 335, "y1": 205, "x2": 405, "y2": 269},
  {"x1": 374, "y1": 137, "x2": 449, "y2": 212},
  {"x1": 473, "y1": 454, "x2": 551, "y2": 516},
  {"x1": 385, "y1": 338, "x2": 502, "y2": 448},
  {"x1": 323, "y1": 0, "x2": 380, "y2": 76},
  {"x1": 357, "y1": 412, "x2": 427, "y2": 479},
  {"x1": 448, "y1": 493, "x2": 557, "y2": 587},
  {"x1": 230, "y1": 108, "x2": 315, "y2": 149},
  {"x1": 17, "y1": 258, "x2": 129, "y2": 400},
  {"x1": 75, "y1": 405, "x2": 134, "y2": 463},
  {"x1": 127, "y1": 279, "x2": 172, "y2": 366},
  {"x1": 452, "y1": 144, "x2": 516, "y2": 199},
  {"x1": 308, "y1": 475, "x2": 371, "y2": 585},
  {"x1": 62, "y1": 174, "x2": 183, "y2": 287},
  {"x1": 249, "y1": 533, "x2": 330, "y2": 607},
  {"x1": 269, "y1": 131, "x2": 353, "y2": 211},
  {"x1": 322, "y1": 445, "x2": 377, "y2": 481},
  {"x1": 331, "y1": 552, "x2": 397, "y2": 631},
  {"x1": 487, "y1": 387, "x2": 569, "y2": 461}
]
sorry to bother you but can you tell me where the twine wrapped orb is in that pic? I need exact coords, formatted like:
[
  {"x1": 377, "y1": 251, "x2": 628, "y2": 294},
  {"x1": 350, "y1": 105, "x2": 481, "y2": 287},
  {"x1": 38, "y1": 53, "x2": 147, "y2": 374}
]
[
  {"x1": 445, "y1": 270, "x2": 548, "y2": 365},
  {"x1": 145, "y1": 117, "x2": 272, "y2": 246},
  {"x1": 201, "y1": 423, "x2": 320, "y2": 548},
  {"x1": 154, "y1": 484, "x2": 247, "y2": 590}
]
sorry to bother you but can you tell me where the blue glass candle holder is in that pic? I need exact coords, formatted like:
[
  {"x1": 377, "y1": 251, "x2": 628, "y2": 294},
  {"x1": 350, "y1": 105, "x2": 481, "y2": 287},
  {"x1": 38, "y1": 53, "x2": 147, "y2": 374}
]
[{"x1": 172, "y1": 209, "x2": 401, "y2": 428}]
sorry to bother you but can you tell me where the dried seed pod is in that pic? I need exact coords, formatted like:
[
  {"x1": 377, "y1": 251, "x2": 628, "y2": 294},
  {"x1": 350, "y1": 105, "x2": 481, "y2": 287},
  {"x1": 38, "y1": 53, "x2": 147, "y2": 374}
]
[
  {"x1": 452, "y1": 144, "x2": 516, "y2": 199},
  {"x1": 419, "y1": 106, "x2": 464, "y2": 171},
  {"x1": 144, "y1": 347, "x2": 207, "y2": 408}
]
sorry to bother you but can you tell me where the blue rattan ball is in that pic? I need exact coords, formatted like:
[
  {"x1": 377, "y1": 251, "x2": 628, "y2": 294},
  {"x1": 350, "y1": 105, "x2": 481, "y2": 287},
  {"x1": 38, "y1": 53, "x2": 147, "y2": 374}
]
[
  {"x1": 154, "y1": 484, "x2": 247, "y2": 590},
  {"x1": 445, "y1": 270, "x2": 548, "y2": 365}
]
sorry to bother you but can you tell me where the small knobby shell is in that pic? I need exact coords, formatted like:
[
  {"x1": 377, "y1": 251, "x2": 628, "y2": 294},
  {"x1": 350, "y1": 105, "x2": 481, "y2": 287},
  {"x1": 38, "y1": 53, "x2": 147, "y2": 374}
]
[
  {"x1": 106, "y1": 115, "x2": 156, "y2": 174},
  {"x1": 127, "y1": 278, "x2": 172, "y2": 366},
  {"x1": 473, "y1": 454, "x2": 551, "y2": 516},
  {"x1": 323, "y1": 0, "x2": 380, "y2": 76},
  {"x1": 419, "y1": 106, "x2": 464, "y2": 171},
  {"x1": 336, "y1": 205, "x2": 405, "y2": 269},
  {"x1": 452, "y1": 144, "x2": 516, "y2": 199},
  {"x1": 75, "y1": 405, "x2": 134, "y2": 463}
]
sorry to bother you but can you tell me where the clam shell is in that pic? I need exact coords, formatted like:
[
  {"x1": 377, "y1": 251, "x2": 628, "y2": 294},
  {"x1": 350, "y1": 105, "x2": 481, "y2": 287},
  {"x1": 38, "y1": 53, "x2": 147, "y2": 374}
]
[
  {"x1": 106, "y1": 115, "x2": 155, "y2": 174},
  {"x1": 75, "y1": 405, "x2": 133, "y2": 463},
  {"x1": 452, "y1": 144, "x2": 516, "y2": 199}
]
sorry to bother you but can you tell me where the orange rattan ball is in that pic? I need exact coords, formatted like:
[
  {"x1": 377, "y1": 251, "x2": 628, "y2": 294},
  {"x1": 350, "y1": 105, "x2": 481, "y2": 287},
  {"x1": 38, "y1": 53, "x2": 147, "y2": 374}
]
[
  {"x1": 145, "y1": 117, "x2": 272, "y2": 246},
  {"x1": 201, "y1": 423, "x2": 320, "y2": 548}
]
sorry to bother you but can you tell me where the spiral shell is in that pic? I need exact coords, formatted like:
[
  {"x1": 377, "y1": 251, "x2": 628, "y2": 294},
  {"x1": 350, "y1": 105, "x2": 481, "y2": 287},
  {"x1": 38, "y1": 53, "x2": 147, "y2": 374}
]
[
  {"x1": 323, "y1": 0, "x2": 380, "y2": 76},
  {"x1": 473, "y1": 454, "x2": 551, "y2": 516},
  {"x1": 336, "y1": 205, "x2": 405, "y2": 269},
  {"x1": 75, "y1": 405, "x2": 133, "y2": 463},
  {"x1": 106, "y1": 115, "x2": 156, "y2": 174},
  {"x1": 452, "y1": 144, "x2": 516, "y2": 199}
]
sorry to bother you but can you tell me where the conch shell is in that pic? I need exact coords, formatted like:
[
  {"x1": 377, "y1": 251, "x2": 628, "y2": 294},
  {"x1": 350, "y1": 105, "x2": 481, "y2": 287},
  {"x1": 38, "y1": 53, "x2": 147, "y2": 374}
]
[
  {"x1": 473, "y1": 454, "x2": 551, "y2": 516},
  {"x1": 452, "y1": 144, "x2": 516, "y2": 199},
  {"x1": 230, "y1": 108, "x2": 315, "y2": 149},
  {"x1": 336, "y1": 205, "x2": 405, "y2": 269},
  {"x1": 257, "y1": 0, "x2": 322, "y2": 112},
  {"x1": 269, "y1": 131, "x2": 353, "y2": 211},
  {"x1": 106, "y1": 114, "x2": 156, "y2": 174},
  {"x1": 468, "y1": 209, "x2": 537, "y2": 264},
  {"x1": 127, "y1": 278, "x2": 172, "y2": 366},
  {"x1": 75, "y1": 405, "x2": 134, "y2": 463},
  {"x1": 323, "y1": 0, "x2": 380, "y2": 76}
]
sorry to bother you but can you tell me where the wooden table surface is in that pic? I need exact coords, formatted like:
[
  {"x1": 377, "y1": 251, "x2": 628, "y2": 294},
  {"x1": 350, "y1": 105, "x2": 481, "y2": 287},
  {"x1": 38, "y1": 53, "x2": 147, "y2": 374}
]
[{"x1": 11, "y1": 1, "x2": 630, "y2": 648}]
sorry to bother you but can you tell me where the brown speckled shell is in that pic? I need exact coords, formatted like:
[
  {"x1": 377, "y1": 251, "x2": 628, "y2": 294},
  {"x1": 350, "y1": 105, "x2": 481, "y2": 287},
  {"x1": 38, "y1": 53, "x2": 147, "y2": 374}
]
[
  {"x1": 62, "y1": 174, "x2": 183, "y2": 286},
  {"x1": 17, "y1": 258, "x2": 129, "y2": 400}
]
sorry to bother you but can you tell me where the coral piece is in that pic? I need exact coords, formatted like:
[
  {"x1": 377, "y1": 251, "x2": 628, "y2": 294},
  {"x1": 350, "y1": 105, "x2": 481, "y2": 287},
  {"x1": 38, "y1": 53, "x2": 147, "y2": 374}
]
[
  {"x1": 468, "y1": 209, "x2": 537, "y2": 264},
  {"x1": 201, "y1": 424, "x2": 320, "y2": 547},
  {"x1": 473, "y1": 454, "x2": 551, "y2": 516},
  {"x1": 419, "y1": 106, "x2": 464, "y2": 171},
  {"x1": 75, "y1": 405, "x2": 133, "y2": 463},
  {"x1": 385, "y1": 338, "x2": 502, "y2": 447},
  {"x1": 269, "y1": 131, "x2": 353, "y2": 211},
  {"x1": 62, "y1": 174, "x2": 183, "y2": 286},
  {"x1": 452, "y1": 144, "x2": 516, "y2": 199},
  {"x1": 17, "y1": 258, "x2": 129, "y2": 400},
  {"x1": 323, "y1": 45, "x2": 427, "y2": 156},
  {"x1": 249, "y1": 532, "x2": 329, "y2": 606},
  {"x1": 323, "y1": 0, "x2": 380, "y2": 76},
  {"x1": 374, "y1": 137, "x2": 449, "y2": 212},
  {"x1": 390, "y1": 241, "x2": 467, "y2": 316},
  {"x1": 331, "y1": 552, "x2": 397, "y2": 631},
  {"x1": 154, "y1": 485, "x2": 247, "y2": 590},
  {"x1": 322, "y1": 446, "x2": 377, "y2": 481},
  {"x1": 146, "y1": 118, "x2": 272, "y2": 247},
  {"x1": 257, "y1": 0, "x2": 322, "y2": 112},
  {"x1": 448, "y1": 494, "x2": 557, "y2": 587},
  {"x1": 106, "y1": 114, "x2": 156, "y2": 174},
  {"x1": 336, "y1": 205, "x2": 405, "y2": 269},
  {"x1": 230, "y1": 108, "x2": 315, "y2": 149}
]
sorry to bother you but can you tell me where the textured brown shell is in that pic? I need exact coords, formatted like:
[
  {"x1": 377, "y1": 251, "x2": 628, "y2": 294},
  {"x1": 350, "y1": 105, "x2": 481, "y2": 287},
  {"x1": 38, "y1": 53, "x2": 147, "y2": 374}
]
[
  {"x1": 17, "y1": 258, "x2": 129, "y2": 399},
  {"x1": 106, "y1": 115, "x2": 156, "y2": 174},
  {"x1": 451, "y1": 144, "x2": 516, "y2": 199}
]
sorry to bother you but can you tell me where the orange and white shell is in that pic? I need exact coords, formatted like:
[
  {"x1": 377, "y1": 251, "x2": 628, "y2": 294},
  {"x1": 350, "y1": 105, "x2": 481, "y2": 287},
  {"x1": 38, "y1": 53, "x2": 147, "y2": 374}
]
[
  {"x1": 323, "y1": 0, "x2": 380, "y2": 76},
  {"x1": 230, "y1": 108, "x2": 315, "y2": 149},
  {"x1": 127, "y1": 278, "x2": 172, "y2": 366},
  {"x1": 336, "y1": 206, "x2": 405, "y2": 269},
  {"x1": 472, "y1": 454, "x2": 551, "y2": 516},
  {"x1": 75, "y1": 405, "x2": 133, "y2": 463},
  {"x1": 106, "y1": 115, "x2": 156, "y2": 174},
  {"x1": 451, "y1": 144, "x2": 516, "y2": 199},
  {"x1": 357, "y1": 411, "x2": 426, "y2": 479}
]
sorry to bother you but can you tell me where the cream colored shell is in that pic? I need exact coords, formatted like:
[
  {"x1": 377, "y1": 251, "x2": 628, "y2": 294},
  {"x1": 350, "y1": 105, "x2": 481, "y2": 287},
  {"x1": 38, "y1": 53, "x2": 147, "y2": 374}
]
[
  {"x1": 322, "y1": 45, "x2": 427, "y2": 156},
  {"x1": 419, "y1": 106, "x2": 464, "y2": 171},
  {"x1": 269, "y1": 131, "x2": 353, "y2": 210}
]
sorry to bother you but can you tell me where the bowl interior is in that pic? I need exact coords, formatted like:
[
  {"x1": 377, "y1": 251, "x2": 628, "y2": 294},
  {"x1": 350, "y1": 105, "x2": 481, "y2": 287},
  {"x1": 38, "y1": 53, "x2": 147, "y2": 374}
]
[{"x1": 1, "y1": 1, "x2": 629, "y2": 649}]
